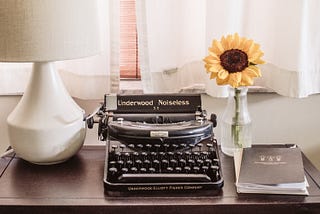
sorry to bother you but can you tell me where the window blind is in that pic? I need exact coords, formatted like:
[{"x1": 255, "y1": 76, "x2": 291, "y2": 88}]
[{"x1": 120, "y1": 0, "x2": 140, "y2": 79}]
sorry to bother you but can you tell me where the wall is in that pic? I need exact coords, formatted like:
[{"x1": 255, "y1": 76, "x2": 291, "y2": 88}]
[{"x1": 1, "y1": 93, "x2": 320, "y2": 169}]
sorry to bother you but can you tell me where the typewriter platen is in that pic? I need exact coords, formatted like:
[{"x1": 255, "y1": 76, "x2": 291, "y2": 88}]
[{"x1": 90, "y1": 94, "x2": 224, "y2": 194}]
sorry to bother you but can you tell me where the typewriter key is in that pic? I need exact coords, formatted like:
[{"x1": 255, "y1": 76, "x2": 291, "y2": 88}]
[
  {"x1": 133, "y1": 152, "x2": 139, "y2": 160},
  {"x1": 176, "y1": 151, "x2": 183, "y2": 157},
  {"x1": 114, "y1": 152, "x2": 121, "y2": 160},
  {"x1": 166, "y1": 167, "x2": 173, "y2": 173},
  {"x1": 192, "y1": 151, "x2": 200, "y2": 158},
  {"x1": 128, "y1": 144, "x2": 135, "y2": 149},
  {"x1": 126, "y1": 160, "x2": 133, "y2": 168},
  {"x1": 201, "y1": 151, "x2": 209, "y2": 156},
  {"x1": 130, "y1": 167, "x2": 138, "y2": 173},
  {"x1": 149, "y1": 167, "x2": 156, "y2": 173},
  {"x1": 188, "y1": 159, "x2": 195, "y2": 167},
  {"x1": 145, "y1": 144, "x2": 152, "y2": 151},
  {"x1": 213, "y1": 158, "x2": 220, "y2": 165},
  {"x1": 184, "y1": 166, "x2": 191, "y2": 173},
  {"x1": 137, "y1": 144, "x2": 143, "y2": 149},
  {"x1": 197, "y1": 143, "x2": 203, "y2": 151},
  {"x1": 153, "y1": 160, "x2": 160, "y2": 170},
  {"x1": 201, "y1": 166, "x2": 209, "y2": 174},
  {"x1": 175, "y1": 167, "x2": 182, "y2": 172},
  {"x1": 170, "y1": 159, "x2": 177, "y2": 167},
  {"x1": 206, "y1": 143, "x2": 213, "y2": 149},
  {"x1": 121, "y1": 167, "x2": 129, "y2": 173},
  {"x1": 119, "y1": 144, "x2": 126, "y2": 151},
  {"x1": 111, "y1": 145, "x2": 118, "y2": 152},
  {"x1": 154, "y1": 144, "x2": 161, "y2": 152},
  {"x1": 141, "y1": 152, "x2": 148, "y2": 160},
  {"x1": 124, "y1": 152, "x2": 130, "y2": 160},
  {"x1": 172, "y1": 144, "x2": 179, "y2": 150},
  {"x1": 162, "y1": 159, "x2": 169, "y2": 168},
  {"x1": 179, "y1": 159, "x2": 186, "y2": 167},
  {"x1": 109, "y1": 167, "x2": 118, "y2": 175},
  {"x1": 163, "y1": 144, "x2": 169, "y2": 151},
  {"x1": 109, "y1": 161, "x2": 116, "y2": 167},
  {"x1": 196, "y1": 159, "x2": 204, "y2": 166},
  {"x1": 117, "y1": 160, "x2": 124, "y2": 168},
  {"x1": 193, "y1": 166, "x2": 200, "y2": 173},
  {"x1": 205, "y1": 159, "x2": 212, "y2": 166},
  {"x1": 135, "y1": 159, "x2": 142, "y2": 167},
  {"x1": 167, "y1": 151, "x2": 174, "y2": 159},
  {"x1": 144, "y1": 159, "x2": 151, "y2": 168}
]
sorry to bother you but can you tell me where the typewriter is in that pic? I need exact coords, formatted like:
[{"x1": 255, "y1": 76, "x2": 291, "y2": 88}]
[{"x1": 89, "y1": 94, "x2": 224, "y2": 195}]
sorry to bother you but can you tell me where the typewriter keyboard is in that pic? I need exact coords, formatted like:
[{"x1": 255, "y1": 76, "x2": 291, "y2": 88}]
[{"x1": 104, "y1": 138, "x2": 224, "y2": 193}]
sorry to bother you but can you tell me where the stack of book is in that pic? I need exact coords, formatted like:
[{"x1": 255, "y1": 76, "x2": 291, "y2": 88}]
[{"x1": 234, "y1": 146, "x2": 309, "y2": 195}]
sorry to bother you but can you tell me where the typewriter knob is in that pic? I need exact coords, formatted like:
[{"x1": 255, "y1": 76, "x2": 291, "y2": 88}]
[
  {"x1": 210, "y1": 114, "x2": 217, "y2": 127},
  {"x1": 201, "y1": 109, "x2": 207, "y2": 118},
  {"x1": 87, "y1": 117, "x2": 94, "y2": 129},
  {"x1": 156, "y1": 115, "x2": 164, "y2": 124},
  {"x1": 117, "y1": 117, "x2": 124, "y2": 124}
]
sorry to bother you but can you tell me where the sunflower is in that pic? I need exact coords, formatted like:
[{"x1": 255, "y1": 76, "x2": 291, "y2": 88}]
[{"x1": 203, "y1": 33, "x2": 265, "y2": 88}]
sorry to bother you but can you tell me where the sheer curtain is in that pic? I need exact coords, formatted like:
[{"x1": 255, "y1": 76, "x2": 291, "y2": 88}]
[
  {"x1": 136, "y1": 0, "x2": 320, "y2": 98},
  {"x1": 0, "y1": 0, "x2": 119, "y2": 100}
]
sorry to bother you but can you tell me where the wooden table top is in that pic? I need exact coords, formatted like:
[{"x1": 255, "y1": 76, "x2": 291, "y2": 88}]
[{"x1": 1, "y1": 145, "x2": 320, "y2": 214}]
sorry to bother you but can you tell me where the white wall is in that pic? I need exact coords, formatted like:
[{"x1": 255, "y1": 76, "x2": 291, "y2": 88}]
[{"x1": 1, "y1": 93, "x2": 320, "y2": 169}]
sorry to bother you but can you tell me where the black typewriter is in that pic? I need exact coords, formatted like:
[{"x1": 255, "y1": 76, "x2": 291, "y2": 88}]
[{"x1": 88, "y1": 94, "x2": 224, "y2": 194}]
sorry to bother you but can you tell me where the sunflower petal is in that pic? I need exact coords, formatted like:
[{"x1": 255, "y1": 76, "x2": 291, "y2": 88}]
[
  {"x1": 228, "y1": 72, "x2": 242, "y2": 88},
  {"x1": 245, "y1": 66, "x2": 261, "y2": 77},
  {"x1": 248, "y1": 43, "x2": 261, "y2": 56},
  {"x1": 243, "y1": 39, "x2": 254, "y2": 53},
  {"x1": 203, "y1": 56, "x2": 220, "y2": 64},
  {"x1": 232, "y1": 33, "x2": 240, "y2": 49},
  {"x1": 238, "y1": 36, "x2": 246, "y2": 50},
  {"x1": 208, "y1": 51, "x2": 220, "y2": 60},
  {"x1": 221, "y1": 36, "x2": 229, "y2": 50},
  {"x1": 235, "y1": 72, "x2": 242, "y2": 82},
  {"x1": 210, "y1": 72, "x2": 217, "y2": 79},
  {"x1": 206, "y1": 63, "x2": 223, "y2": 73},
  {"x1": 212, "y1": 39, "x2": 225, "y2": 55},
  {"x1": 216, "y1": 75, "x2": 229, "y2": 85},
  {"x1": 241, "y1": 71, "x2": 254, "y2": 86},
  {"x1": 218, "y1": 69, "x2": 229, "y2": 80},
  {"x1": 252, "y1": 58, "x2": 265, "y2": 65},
  {"x1": 249, "y1": 51, "x2": 265, "y2": 64}
]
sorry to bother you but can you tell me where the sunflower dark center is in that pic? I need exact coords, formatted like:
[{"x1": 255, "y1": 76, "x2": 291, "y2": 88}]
[{"x1": 220, "y1": 49, "x2": 248, "y2": 73}]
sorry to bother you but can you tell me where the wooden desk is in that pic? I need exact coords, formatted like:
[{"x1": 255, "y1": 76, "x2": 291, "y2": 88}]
[{"x1": 1, "y1": 145, "x2": 320, "y2": 214}]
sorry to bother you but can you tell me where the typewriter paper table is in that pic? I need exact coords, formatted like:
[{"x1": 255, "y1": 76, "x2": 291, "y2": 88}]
[{"x1": 0, "y1": 145, "x2": 320, "y2": 214}]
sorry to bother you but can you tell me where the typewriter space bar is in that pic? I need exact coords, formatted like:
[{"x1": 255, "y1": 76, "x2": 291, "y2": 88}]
[{"x1": 118, "y1": 173, "x2": 211, "y2": 183}]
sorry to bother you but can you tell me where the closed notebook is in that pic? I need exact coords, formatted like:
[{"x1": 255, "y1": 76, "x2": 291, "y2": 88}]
[{"x1": 235, "y1": 147, "x2": 308, "y2": 195}]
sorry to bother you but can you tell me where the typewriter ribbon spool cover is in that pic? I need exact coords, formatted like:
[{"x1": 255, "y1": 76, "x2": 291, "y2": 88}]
[{"x1": 100, "y1": 94, "x2": 224, "y2": 195}]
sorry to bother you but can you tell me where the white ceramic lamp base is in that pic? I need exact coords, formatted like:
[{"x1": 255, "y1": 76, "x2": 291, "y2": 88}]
[{"x1": 7, "y1": 62, "x2": 86, "y2": 165}]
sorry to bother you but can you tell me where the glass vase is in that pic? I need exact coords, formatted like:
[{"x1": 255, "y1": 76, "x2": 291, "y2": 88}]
[{"x1": 220, "y1": 86, "x2": 252, "y2": 157}]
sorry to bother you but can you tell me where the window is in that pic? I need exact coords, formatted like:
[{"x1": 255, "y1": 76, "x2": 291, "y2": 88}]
[{"x1": 120, "y1": 0, "x2": 140, "y2": 79}]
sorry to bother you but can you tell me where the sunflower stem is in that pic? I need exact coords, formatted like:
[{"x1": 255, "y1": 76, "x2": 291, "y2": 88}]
[{"x1": 233, "y1": 87, "x2": 242, "y2": 148}]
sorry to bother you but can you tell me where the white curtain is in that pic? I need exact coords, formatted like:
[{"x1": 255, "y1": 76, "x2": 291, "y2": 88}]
[
  {"x1": 0, "y1": 0, "x2": 120, "y2": 100},
  {"x1": 136, "y1": 0, "x2": 320, "y2": 98}
]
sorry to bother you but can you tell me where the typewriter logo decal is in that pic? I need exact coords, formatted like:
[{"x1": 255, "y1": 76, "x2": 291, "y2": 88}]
[{"x1": 150, "y1": 131, "x2": 169, "y2": 138}]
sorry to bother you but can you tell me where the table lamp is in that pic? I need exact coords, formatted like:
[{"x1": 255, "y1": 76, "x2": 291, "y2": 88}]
[{"x1": 0, "y1": 0, "x2": 101, "y2": 164}]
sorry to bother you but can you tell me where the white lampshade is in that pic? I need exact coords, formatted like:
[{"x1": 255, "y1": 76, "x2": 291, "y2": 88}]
[
  {"x1": 0, "y1": 0, "x2": 101, "y2": 164},
  {"x1": 0, "y1": 0, "x2": 100, "y2": 62}
]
